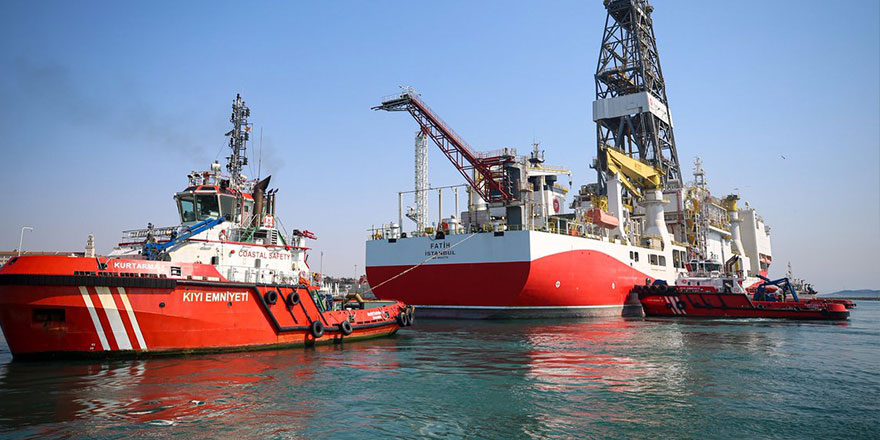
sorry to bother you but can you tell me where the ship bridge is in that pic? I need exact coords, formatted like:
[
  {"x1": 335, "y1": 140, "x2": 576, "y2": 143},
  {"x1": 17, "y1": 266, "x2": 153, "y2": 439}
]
[{"x1": 175, "y1": 184, "x2": 254, "y2": 226}]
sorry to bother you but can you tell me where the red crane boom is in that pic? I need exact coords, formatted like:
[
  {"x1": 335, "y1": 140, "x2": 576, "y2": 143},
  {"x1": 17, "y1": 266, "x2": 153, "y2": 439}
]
[{"x1": 372, "y1": 88, "x2": 515, "y2": 202}]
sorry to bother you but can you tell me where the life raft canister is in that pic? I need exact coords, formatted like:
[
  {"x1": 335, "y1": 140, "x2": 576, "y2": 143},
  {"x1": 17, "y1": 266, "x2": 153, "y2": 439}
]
[
  {"x1": 219, "y1": 229, "x2": 228, "y2": 242},
  {"x1": 263, "y1": 214, "x2": 275, "y2": 228}
]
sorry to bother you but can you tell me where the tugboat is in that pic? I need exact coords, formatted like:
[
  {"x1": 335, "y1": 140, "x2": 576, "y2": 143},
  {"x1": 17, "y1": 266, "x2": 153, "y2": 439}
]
[
  {"x1": 636, "y1": 259, "x2": 850, "y2": 320},
  {"x1": 0, "y1": 94, "x2": 414, "y2": 360}
]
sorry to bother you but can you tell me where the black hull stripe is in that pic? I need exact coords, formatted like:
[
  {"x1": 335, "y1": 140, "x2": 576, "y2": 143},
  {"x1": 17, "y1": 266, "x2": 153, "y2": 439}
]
[{"x1": 0, "y1": 274, "x2": 177, "y2": 289}]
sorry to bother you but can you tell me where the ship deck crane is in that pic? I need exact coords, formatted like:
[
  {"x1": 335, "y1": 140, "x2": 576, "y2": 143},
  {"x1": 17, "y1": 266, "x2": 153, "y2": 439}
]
[
  {"x1": 372, "y1": 88, "x2": 515, "y2": 203},
  {"x1": 601, "y1": 146, "x2": 662, "y2": 199},
  {"x1": 142, "y1": 216, "x2": 226, "y2": 261}
]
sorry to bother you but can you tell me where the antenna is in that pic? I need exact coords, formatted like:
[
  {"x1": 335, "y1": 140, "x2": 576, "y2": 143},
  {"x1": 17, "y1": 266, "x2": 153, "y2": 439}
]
[
  {"x1": 226, "y1": 94, "x2": 251, "y2": 189},
  {"x1": 258, "y1": 126, "x2": 263, "y2": 180}
]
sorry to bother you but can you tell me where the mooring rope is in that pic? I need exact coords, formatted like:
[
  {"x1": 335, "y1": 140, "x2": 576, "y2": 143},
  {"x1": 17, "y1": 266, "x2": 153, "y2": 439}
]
[{"x1": 368, "y1": 232, "x2": 479, "y2": 291}]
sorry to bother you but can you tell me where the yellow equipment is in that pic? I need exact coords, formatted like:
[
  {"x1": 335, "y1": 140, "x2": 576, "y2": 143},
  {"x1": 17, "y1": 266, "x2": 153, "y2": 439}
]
[
  {"x1": 721, "y1": 194, "x2": 739, "y2": 212},
  {"x1": 601, "y1": 147, "x2": 663, "y2": 199}
]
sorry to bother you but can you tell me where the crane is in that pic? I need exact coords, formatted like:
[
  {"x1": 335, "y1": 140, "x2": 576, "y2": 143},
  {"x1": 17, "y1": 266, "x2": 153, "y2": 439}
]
[
  {"x1": 600, "y1": 146, "x2": 662, "y2": 199},
  {"x1": 373, "y1": 88, "x2": 515, "y2": 203}
]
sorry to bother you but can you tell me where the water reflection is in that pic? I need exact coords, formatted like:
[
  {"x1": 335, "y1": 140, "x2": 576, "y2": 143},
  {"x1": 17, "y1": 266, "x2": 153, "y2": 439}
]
[{"x1": 0, "y1": 309, "x2": 875, "y2": 439}]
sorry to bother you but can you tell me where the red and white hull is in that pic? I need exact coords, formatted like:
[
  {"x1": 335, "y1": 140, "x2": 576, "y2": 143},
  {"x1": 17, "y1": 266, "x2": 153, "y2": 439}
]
[
  {"x1": 366, "y1": 230, "x2": 684, "y2": 318},
  {"x1": 637, "y1": 285, "x2": 850, "y2": 320},
  {"x1": 0, "y1": 256, "x2": 410, "y2": 359}
]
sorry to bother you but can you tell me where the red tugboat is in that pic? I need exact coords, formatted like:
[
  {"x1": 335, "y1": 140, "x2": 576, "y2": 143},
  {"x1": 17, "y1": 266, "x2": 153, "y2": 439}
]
[
  {"x1": 0, "y1": 95, "x2": 414, "y2": 360},
  {"x1": 636, "y1": 260, "x2": 850, "y2": 321}
]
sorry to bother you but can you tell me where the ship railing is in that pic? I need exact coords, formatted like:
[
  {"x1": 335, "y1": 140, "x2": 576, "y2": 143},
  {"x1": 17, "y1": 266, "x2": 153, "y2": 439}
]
[
  {"x1": 120, "y1": 225, "x2": 178, "y2": 244},
  {"x1": 527, "y1": 163, "x2": 571, "y2": 175},
  {"x1": 477, "y1": 148, "x2": 517, "y2": 159},
  {"x1": 218, "y1": 263, "x2": 302, "y2": 285},
  {"x1": 368, "y1": 219, "x2": 611, "y2": 242}
]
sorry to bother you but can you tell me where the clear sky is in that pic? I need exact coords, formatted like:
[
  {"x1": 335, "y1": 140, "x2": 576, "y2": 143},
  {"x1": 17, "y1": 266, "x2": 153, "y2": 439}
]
[{"x1": 1, "y1": 1, "x2": 878, "y2": 292}]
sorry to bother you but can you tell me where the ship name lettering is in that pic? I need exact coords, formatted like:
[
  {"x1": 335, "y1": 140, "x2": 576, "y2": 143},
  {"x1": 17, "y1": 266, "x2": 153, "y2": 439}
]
[
  {"x1": 183, "y1": 291, "x2": 249, "y2": 302},
  {"x1": 424, "y1": 250, "x2": 456, "y2": 257},
  {"x1": 112, "y1": 261, "x2": 160, "y2": 271},
  {"x1": 238, "y1": 250, "x2": 287, "y2": 259}
]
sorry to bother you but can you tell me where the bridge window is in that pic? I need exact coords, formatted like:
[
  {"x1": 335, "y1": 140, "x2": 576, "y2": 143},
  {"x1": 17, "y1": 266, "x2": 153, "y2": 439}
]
[
  {"x1": 178, "y1": 194, "x2": 222, "y2": 223},
  {"x1": 196, "y1": 195, "x2": 220, "y2": 220},
  {"x1": 179, "y1": 196, "x2": 196, "y2": 223},
  {"x1": 219, "y1": 195, "x2": 238, "y2": 220}
]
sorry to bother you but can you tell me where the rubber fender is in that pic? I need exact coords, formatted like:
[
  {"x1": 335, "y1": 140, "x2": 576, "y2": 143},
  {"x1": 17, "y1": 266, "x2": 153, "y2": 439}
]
[
  {"x1": 338, "y1": 320, "x2": 353, "y2": 336},
  {"x1": 264, "y1": 290, "x2": 278, "y2": 305},
  {"x1": 406, "y1": 306, "x2": 415, "y2": 326},
  {"x1": 676, "y1": 300, "x2": 687, "y2": 310},
  {"x1": 310, "y1": 320, "x2": 324, "y2": 338},
  {"x1": 286, "y1": 291, "x2": 300, "y2": 306},
  {"x1": 397, "y1": 311, "x2": 409, "y2": 327}
]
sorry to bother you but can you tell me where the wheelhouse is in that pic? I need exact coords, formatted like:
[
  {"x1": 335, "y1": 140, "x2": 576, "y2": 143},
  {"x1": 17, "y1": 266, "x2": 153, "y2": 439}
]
[{"x1": 175, "y1": 185, "x2": 254, "y2": 225}]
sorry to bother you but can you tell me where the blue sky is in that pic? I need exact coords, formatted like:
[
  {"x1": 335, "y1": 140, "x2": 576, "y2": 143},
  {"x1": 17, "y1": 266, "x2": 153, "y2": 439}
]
[{"x1": 0, "y1": 1, "x2": 877, "y2": 291}]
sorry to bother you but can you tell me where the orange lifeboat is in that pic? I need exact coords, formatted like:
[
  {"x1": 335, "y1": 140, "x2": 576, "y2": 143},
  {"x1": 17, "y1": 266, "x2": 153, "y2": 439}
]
[{"x1": 587, "y1": 209, "x2": 619, "y2": 229}]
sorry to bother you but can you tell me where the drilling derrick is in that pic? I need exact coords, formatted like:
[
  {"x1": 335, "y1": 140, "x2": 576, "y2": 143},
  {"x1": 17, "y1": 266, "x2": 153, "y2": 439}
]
[{"x1": 593, "y1": 0, "x2": 681, "y2": 192}]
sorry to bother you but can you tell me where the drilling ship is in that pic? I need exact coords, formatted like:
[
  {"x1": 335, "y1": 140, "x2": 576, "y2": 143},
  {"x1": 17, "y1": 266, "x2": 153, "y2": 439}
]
[
  {"x1": 365, "y1": 0, "x2": 772, "y2": 318},
  {"x1": 0, "y1": 95, "x2": 412, "y2": 359}
]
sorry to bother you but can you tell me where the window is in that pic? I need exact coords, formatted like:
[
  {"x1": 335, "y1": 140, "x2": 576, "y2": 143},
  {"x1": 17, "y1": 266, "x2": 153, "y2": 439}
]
[
  {"x1": 659, "y1": 255, "x2": 666, "y2": 266},
  {"x1": 634, "y1": 252, "x2": 639, "y2": 262},
  {"x1": 219, "y1": 195, "x2": 237, "y2": 220},
  {"x1": 649, "y1": 254, "x2": 658, "y2": 265},
  {"x1": 179, "y1": 196, "x2": 196, "y2": 223},
  {"x1": 196, "y1": 195, "x2": 220, "y2": 220}
]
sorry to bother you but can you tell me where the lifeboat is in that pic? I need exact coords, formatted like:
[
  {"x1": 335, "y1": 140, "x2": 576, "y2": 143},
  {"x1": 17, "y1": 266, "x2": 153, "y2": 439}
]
[
  {"x1": 636, "y1": 259, "x2": 850, "y2": 321},
  {"x1": 0, "y1": 94, "x2": 414, "y2": 360}
]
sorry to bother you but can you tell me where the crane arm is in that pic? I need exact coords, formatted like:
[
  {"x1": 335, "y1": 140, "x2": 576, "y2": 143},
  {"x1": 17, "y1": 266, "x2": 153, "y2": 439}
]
[
  {"x1": 602, "y1": 147, "x2": 662, "y2": 199},
  {"x1": 373, "y1": 88, "x2": 514, "y2": 202}
]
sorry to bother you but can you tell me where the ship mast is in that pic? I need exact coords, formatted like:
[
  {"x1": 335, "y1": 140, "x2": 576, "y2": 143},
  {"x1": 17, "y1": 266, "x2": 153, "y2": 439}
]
[{"x1": 226, "y1": 94, "x2": 251, "y2": 189}]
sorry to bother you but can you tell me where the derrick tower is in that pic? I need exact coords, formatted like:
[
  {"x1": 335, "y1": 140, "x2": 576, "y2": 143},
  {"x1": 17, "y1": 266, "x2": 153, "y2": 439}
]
[{"x1": 593, "y1": 0, "x2": 681, "y2": 192}]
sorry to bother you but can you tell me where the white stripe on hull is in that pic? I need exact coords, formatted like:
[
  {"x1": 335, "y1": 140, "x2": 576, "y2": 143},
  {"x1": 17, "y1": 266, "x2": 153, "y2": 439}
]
[
  {"x1": 117, "y1": 287, "x2": 147, "y2": 350},
  {"x1": 78, "y1": 286, "x2": 110, "y2": 350},
  {"x1": 95, "y1": 286, "x2": 133, "y2": 350}
]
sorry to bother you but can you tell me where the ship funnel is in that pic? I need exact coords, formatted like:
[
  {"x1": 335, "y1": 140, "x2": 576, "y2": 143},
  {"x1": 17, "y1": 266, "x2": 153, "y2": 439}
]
[{"x1": 252, "y1": 176, "x2": 271, "y2": 227}]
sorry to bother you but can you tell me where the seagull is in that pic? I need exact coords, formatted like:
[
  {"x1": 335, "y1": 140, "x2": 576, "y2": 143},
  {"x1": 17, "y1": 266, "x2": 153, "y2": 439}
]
[{"x1": 781, "y1": 155, "x2": 786, "y2": 160}]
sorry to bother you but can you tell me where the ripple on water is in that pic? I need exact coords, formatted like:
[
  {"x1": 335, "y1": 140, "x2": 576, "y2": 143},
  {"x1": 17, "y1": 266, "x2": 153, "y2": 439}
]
[{"x1": 0, "y1": 304, "x2": 878, "y2": 438}]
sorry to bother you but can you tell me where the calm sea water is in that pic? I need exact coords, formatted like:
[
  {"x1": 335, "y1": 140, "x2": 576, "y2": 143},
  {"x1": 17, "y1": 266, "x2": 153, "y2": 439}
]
[{"x1": 0, "y1": 303, "x2": 878, "y2": 439}]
